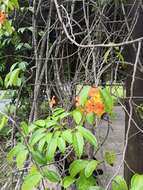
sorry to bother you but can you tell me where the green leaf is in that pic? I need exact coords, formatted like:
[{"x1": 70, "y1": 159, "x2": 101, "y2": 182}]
[
  {"x1": 22, "y1": 170, "x2": 42, "y2": 190},
  {"x1": 131, "y1": 174, "x2": 143, "y2": 190},
  {"x1": 0, "y1": 116, "x2": 8, "y2": 131},
  {"x1": 69, "y1": 160, "x2": 88, "y2": 178},
  {"x1": 45, "y1": 120, "x2": 57, "y2": 128},
  {"x1": 32, "y1": 151, "x2": 47, "y2": 165},
  {"x1": 52, "y1": 108, "x2": 65, "y2": 117},
  {"x1": 105, "y1": 151, "x2": 116, "y2": 166},
  {"x1": 46, "y1": 133, "x2": 53, "y2": 144},
  {"x1": 38, "y1": 137, "x2": 47, "y2": 152},
  {"x1": 0, "y1": 76, "x2": 3, "y2": 86},
  {"x1": 20, "y1": 122, "x2": 29, "y2": 136},
  {"x1": 73, "y1": 110, "x2": 82, "y2": 124},
  {"x1": 29, "y1": 128, "x2": 46, "y2": 146},
  {"x1": 46, "y1": 136, "x2": 58, "y2": 162},
  {"x1": 43, "y1": 170, "x2": 60, "y2": 182},
  {"x1": 112, "y1": 176, "x2": 128, "y2": 190},
  {"x1": 7, "y1": 143, "x2": 26, "y2": 163},
  {"x1": 85, "y1": 160, "x2": 98, "y2": 178},
  {"x1": 100, "y1": 88, "x2": 114, "y2": 115},
  {"x1": 10, "y1": 68, "x2": 21, "y2": 86},
  {"x1": 73, "y1": 131, "x2": 84, "y2": 158},
  {"x1": 34, "y1": 120, "x2": 46, "y2": 127},
  {"x1": 76, "y1": 173, "x2": 96, "y2": 190},
  {"x1": 4, "y1": 73, "x2": 11, "y2": 88},
  {"x1": 16, "y1": 149, "x2": 28, "y2": 169},
  {"x1": 59, "y1": 111, "x2": 70, "y2": 119},
  {"x1": 63, "y1": 176, "x2": 75, "y2": 188},
  {"x1": 5, "y1": 68, "x2": 21, "y2": 87},
  {"x1": 23, "y1": 43, "x2": 32, "y2": 49},
  {"x1": 18, "y1": 61, "x2": 28, "y2": 71},
  {"x1": 58, "y1": 137, "x2": 66, "y2": 154},
  {"x1": 29, "y1": 124, "x2": 38, "y2": 132},
  {"x1": 79, "y1": 86, "x2": 91, "y2": 106},
  {"x1": 62, "y1": 129, "x2": 73, "y2": 144},
  {"x1": 78, "y1": 126, "x2": 98, "y2": 148},
  {"x1": 86, "y1": 113, "x2": 95, "y2": 124},
  {"x1": 4, "y1": 21, "x2": 13, "y2": 34}
]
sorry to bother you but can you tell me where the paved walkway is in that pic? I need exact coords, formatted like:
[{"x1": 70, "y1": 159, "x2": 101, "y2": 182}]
[{"x1": 97, "y1": 106, "x2": 125, "y2": 187}]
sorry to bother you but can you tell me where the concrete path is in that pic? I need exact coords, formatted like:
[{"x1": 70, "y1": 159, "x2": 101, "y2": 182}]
[{"x1": 97, "y1": 106, "x2": 125, "y2": 187}]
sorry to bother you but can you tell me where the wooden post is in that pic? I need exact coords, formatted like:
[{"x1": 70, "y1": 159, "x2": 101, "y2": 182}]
[{"x1": 124, "y1": 1, "x2": 143, "y2": 185}]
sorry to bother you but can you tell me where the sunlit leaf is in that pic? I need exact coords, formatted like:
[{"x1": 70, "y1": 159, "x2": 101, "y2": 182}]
[
  {"x1": 69, "y1": 160, "x2": 88, "y2": 178},
  {"x1": 63, "y1": 176, "x2": 75, "y2": 188},
  {"x1": 58, "y1": 137, "x2": 66, "y2": 154},
  {"x1": 78, "y1": 126, "x2": 98, "y2": 148},
  {"x1": 73, "y1": 110, "x2": 82, "y2": 124},
  {"x1": 85, "y1": 160, "x2": 98, "y2": 178},
  {"x1": 73, "y1": 131, "x2": 84, "y2": 158},
  {"x1": 16, "y1": 149, "x2": 28, "y2": 169},
  {"x1": 62, "y1": 129, "x2": 73, "y2": 144},
  {"x1": 131, "y1": 174, "x2": 143, "y2": 190},
  {"x1": 43, "y1": 170, "x2": 60, "y2": 182},
  {"x1": 46, "y1": 136, "x2": 58, "y2": 162},
  {"x1": 79, "y1": 86, "x2": 91, "y2": 106},
  {"x1": 86, "y1": 112, "x2": 95, "y2": 124},
  {"x1": 105, "y1": 151, "x2": 116, "y2": 166},
  {"x1": 112, "y1": 176, "x2": 128, "y2": 190}
]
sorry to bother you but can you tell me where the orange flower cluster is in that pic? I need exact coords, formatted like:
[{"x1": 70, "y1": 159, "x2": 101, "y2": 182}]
[
  {"x1": 0, "y1": 11, "x2": 6, "y2": 25},
  {"x1": 76, "y1": 87, "x2": 105, "y2": 117}
]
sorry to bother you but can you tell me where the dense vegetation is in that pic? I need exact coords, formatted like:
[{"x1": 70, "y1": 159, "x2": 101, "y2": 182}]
[{"x1": 0, "y1": 0, "x2": 143, "y2": 190}]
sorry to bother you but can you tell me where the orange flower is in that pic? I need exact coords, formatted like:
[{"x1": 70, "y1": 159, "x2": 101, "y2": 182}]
[
  {"x1": 75, "y1": 96, "x2": 80, "y2": 107},
  {"x1": 85, "y1": 99, "x2": 96, "y2": 113},
  {"x1": 84, "y1": 96, "x2": 105, "y2": 117},
  {"x1": 93, "y1": 94, "x2": 102, "y2": 103},
  {"x1": 0, "y1": 11, "x2": 6, "y2": 25},
  {"x1": 88, "y1": 87, "x2": 99, "y2": 97},
  {"x1": 94, "y1": 102, "x2": 105, "y2": 117},
  {"x1": 49, "y1": 96, "x2": 56, "y2": 108}
]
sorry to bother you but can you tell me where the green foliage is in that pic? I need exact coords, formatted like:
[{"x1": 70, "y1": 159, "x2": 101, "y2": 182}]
[
  {"x1": 32, "y1": 150, "x2": 47, "y2": 165},
  {"x1": 86, "y1": 112, "x2": 95, "y2": 124},
  {"x1": 22, "y1": 165, "x2": 42, "y2": 190},
  {"x1": 16, "y1": 149, "x2": 28, "y2": 169},
  {"x1": 112, "y1": 176, "x2": 128, "y2": 190},
  {"x1": 43, "y1": 170, "x2": 60, "y2": 183},
  {"x1": 78, "y1": 125, "x2": 98, "y2": 148},
  {"x1": 7, "y1": 143, "x2": 28, "y2": 168},
  {"x1": 69, "y1": 160, "x2": 88, "y2": 177},
  {"x1": 0, "y1": 0, "x2": 19, "y2": 36},
  {"x1": 79, "y1": 85, "x2": 91, "y2": 106},
  {"x1": 5, "y1": 85, "x2": 122, "y2": 190},
  {"x1": 46, "y1": 134, "x2": 58, "y2": 162},
  {"x1": 104, "y1": 151, "x2": 116, "y2": 166},
  {"x1": 73, "y1": 131, "x2": 84, "y2": 158},
  {"x1": 76, "y1": 172, "x2": 96, "y2": 190},
  {"x1": 57, "y1": 137, "x2": 66, "y2": 154},
  {"x1": 61, "y1": 129, "x2": 73, "y2": 144},
  {"x1": 73, "y1": 109, "x2": 82, "y2": 124},
  {"x1": 130, "y1": 174, "x2": 143, "y2": 190},
  {"x1": 84, "y1": 160, "x2": 98, "y2": 178},
  {"x1": 29, "y1": 128, "x2": 46, "y2": 146},
  {"x1": 100, "y1": 88, "x2": 114, "y2": 115},
  {"x1": 63, "y1": 176, "x2": 75, "y2": 188},
  {"x1": 0, "y1": 115, "x2": 8, "y2": 131},
  {"x1": 62, "y1": 159, "x2": 98, "y2": 189}
]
